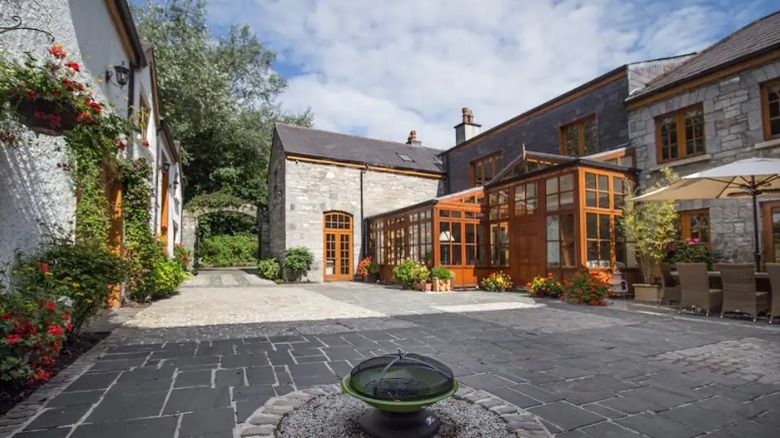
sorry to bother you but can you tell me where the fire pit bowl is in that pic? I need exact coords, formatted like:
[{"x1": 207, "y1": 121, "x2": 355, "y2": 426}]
[{"x1": 341, "y1": 351, "x2": 458, "y2": 438}]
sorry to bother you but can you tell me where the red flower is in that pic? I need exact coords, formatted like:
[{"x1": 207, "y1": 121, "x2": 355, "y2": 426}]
[
  {"x1": 76, "y1": 83, "x2": 85, "y2": 91},
  {"x1": 87, "y1": 101, "x2": 102, "y2": 112},
  {"x1": 33, "y1": 368, "x2": 51, "y2": 381},
  {"x1": 45, "y1": 301, "x2": 56, "y2": 312},
  {"x1": 116, "y1": 140, "x2": 126, "y2": 151},
  {"x1": 1, "y1": 313, "x2": 12, "y2": 321},
  {"x1": 61, "y1": 79, "x2": 75, "y2": 91},
  {"x1": 48, "y1": 44, "x2": 67, "y2": 59},
  {"x1": 65, "y1": 322, "x2": 73, "y2": 332},
  {"x1": 50, "y1": 114, "x2": 61, "y2": 126},
  {"x1": 62, "y1": 311, "x2": 71, "y2": 321},
  {"x1": 52, "y1": 89, "x2": 61, "y2": 96},
  {"x1": 64, "y1": 62, "x2": 80, "y2": 72},
  {"x1": 143, "y1": 139, "x2": 150, "y2": 148},
  {"x1": 6, "y1": 334, "x2": 21, "y2": 344},
  {"x1": 76, "y1": 112, "x2": 93, "y2": 123},
  {"x1": 34, "y1": 111, "x2": 47, "y2": 119},
  {"x1": 26, "y1": 90, "x2": 36, "y2": 99},
  {"x1": 40, "y1": 262, "x2": 50, "y2": 273},
  {"x1": 47, "y1": 325, "x2": 64, "y2": 337}
]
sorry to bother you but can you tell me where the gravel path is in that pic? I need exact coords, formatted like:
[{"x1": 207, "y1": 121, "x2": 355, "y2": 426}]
[{"x1": 275, "y1": 394, "x2": 514, "y2": 438}]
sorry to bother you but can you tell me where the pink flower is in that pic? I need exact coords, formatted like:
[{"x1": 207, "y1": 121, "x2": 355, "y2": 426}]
[{"x1": 48, "y1": 44, "x2": 67, "y2": 59}]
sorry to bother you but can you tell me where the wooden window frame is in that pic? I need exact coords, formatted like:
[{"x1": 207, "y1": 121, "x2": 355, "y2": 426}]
[
  {"x1": 679, "y1": 209, "x2": 711, "y2": 244},
  {"x1": 761, "y1": 201, "x2": 780, "y2": 264},
  {"x1": 579, "y1": 168, "x2": 630, "y2": 269},
  {"x1": 559, "y1": 114, "x2": 597, "y2": 156},
  {"x1": 513, "y1": 181, "x2": 538, "y2": 216},
  {"x1": 655, "y1": 103, "x2": 705, "y2": 164},
  {"x1": 761, "y1": 77, "x2": 780, "y2": 141},
  {"x1": 470, "y1": 152, "x2": 503, "y2": 187}
]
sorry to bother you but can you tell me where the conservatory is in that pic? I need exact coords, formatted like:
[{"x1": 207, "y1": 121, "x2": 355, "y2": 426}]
[{"x1": 365, "y1": 148, "x2": 638, "y2": 288}]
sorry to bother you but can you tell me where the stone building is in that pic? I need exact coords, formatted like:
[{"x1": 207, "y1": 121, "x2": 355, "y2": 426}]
[
  {"x1": 627, "y1": 10, "x2": 780, "y2": 262},
  {"x1": 268, "y1": 124, "x2": 444, "y2": 281},
  {"x1": 0, "y1": 0, "x2": 183, "y2": 273}
]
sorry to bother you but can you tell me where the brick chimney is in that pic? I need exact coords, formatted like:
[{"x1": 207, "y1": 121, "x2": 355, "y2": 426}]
[
  {"x1": 454, "y1": 107, "x2": 481, "y2": 144},
  {"x1": 406, "y1": 130, "x2": 421, "y2": 146}
]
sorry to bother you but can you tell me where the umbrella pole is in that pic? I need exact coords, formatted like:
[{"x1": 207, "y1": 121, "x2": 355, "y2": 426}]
[{"x1": 752, "y1": 184, "x2": 761, "y2": 271}]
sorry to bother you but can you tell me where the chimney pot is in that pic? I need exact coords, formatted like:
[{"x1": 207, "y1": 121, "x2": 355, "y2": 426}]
[
  {"x1": 454, "y1": 107, "x2": 482, "y2": 145},
  {"x1": 406, "y1": 130, "x2": 420, "y2": 145}
]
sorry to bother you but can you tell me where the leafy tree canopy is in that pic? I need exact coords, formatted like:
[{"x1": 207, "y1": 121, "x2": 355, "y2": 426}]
[{"x1": 132, "y1": 0, "x2": 312, "y2": 207}]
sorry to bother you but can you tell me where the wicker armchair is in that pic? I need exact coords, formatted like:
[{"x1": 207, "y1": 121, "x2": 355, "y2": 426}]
[
  {"x1": 659, "y1": 262, "x2": 680, "y2": 307},
  {"x1": 765, "y1": 263, "x2": 780, "y2": 324},
  {"x1": 677, "y1": 263, "x2": 722, "y2": 316},
  {"x1": 716, "y1": 263, "x2": 769, "y2": 322}
]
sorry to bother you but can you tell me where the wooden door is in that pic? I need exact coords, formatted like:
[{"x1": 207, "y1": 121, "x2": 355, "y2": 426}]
[
  {"x1": 323, "y1": 212, "x2": 353, "y2": 281},
  {"x1": 512, "y1": 223, "x2": 545, "y2": 285}
]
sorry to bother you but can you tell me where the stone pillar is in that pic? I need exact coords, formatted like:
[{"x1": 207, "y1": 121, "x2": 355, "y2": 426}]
[
  {"x1": 181, "y1": 212, "x2": 198, "y2": 270},
  {"x1": 258, "y1": 205, "x2": 270, "y2": 259}
]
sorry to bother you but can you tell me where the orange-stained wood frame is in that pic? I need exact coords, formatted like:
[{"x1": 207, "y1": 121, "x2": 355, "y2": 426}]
[
  {"x1": 654, "y1": 103, "x2": 705, "y2": 164},
  {"x1": 761, "y1": 77, "x2": 780, "y2": 141},
  {"x1": 469, "y1": 151, "x2": 503, "y2": 187},
  {"x1": 679, "y1": 209, "x2": 711, "y2": 243},
  {"x1": 558, "y1": 114, "x2": 597, "y2": 156},
  {"x1": 160, "y1": 170, "x2": 170, "y2": 252},
  {"x1": 323, "y1": 211, "x2": 353, "y2": 281},
  {"x1": 761, "y1": 201, "x2": 780, "y2": 265},
  {"x1": 104, "y1": 161, "x2": 123, "y2": 309}
]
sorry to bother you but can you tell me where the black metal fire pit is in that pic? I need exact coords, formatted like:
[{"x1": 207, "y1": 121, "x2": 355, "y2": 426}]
[{"x1": 341, "y1": 351, "x2": 458, "y2": 438}]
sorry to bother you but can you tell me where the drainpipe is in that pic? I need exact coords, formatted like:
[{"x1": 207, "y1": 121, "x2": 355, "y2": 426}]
[
  {"x1": 125, "y1": 66, "x2": 136, "y2": 118},
  {"x1": 153, "y1": 126, "x2": 163, "y2": 233},
  {"x1": 360, "y1": 165, "x2": 368, "y2": 258}
]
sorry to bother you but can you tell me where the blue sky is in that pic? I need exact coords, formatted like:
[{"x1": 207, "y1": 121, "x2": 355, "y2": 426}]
[{"x1": 138, "y1": 0, "x2": 779, "y2": 148}]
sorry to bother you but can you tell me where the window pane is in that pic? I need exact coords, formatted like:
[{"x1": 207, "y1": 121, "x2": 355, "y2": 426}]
[
  {"x1": 500, "y1": 248, "x2": 508, "y2": 266},
  {"x1": 547, "y1": 194, "x2": 559, "y2": 211},
  {"x1": 586, "y1": 213, "x2": 598, "y2": 238},
  {"x1": 599, "y1": 214, "x2": 610, "y2": 239},
  {"x1": 560, "y1": 174, "x2": 573, "y2": 191},
  {"x1": 499, "y1": 205, "x2": 509, "y2": 219},
  {"x1": 598, "y1": 192, "x2": 610, "y2": 209},
  {"x1": 560, "y1": 190, "x2": 574, "y2": 207},
  {"x1": 598, "y1": 175, "x2": 608, "y2": 190},
  {"x1": 583, "y1": 119, "x2": 598, "y2": 155},
  {"x1": 500, "y1": 224, "x2": 509, "y2": 245},
  {"x1": 599, "y1": 241, "x2": 611, "y2": 267},
  {"x1": 441, "y1": 245, "x2": 451, "y2": 265},
  {"x1": 527, "y1": 197, "x2": 538, "y2": 214},
  {"x1": 613, "y1": 178, "x2": 623, "y2": 194},
  {"x1": 547, "y1": 242, "x2": 561, "y2": 267},
  {"x1": 586, "y1": 191, "x2": 597, "y2": 207},
  {"x1": 452, "y1": 223, "x2": 462, "y2": 243},
  {"x1": 451, "y1": 211, "x2": 461, "y2": 218},
  {"x1": 466, "y1": 223, "x2": 476, "y2": 243},
  {"x1": 585, "y1": 173, "x2": 596, "y2": 189},
  {"x1": 587, "y1": 241, "x2": 599, "y2": 264},
  {"x1": 547, "y1": 215, "x2": 559, "y2": 241},
  {"x1": 477, "y1": 226, "x2": 486, "y2": 265},
  {"x1": 546, "y1": 177, "x2": 558, "y2": 194},
  {"x1": 561, "y1": 213, "x2": 576, "y2": 267},
  {"x1": 466, "y1": 246, "x2": 476, "y2": 266},
  {"x1": 526, "y1": 182, "x2": 536, "y2": 197},
  {"x1": 452, "y1": 245, "x2": 462, "y2": 266},
  {"x1": 440, "y1": 210, "x2": 450, "y2": 217}
]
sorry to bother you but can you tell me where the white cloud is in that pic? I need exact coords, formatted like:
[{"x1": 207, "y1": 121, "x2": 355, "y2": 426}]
[{"x1": 207, "y1": 0, "x2": 769, "y2": 149}]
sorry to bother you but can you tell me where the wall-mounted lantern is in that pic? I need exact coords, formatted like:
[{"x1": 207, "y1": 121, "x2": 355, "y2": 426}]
[{"x1": 105, "y1": 61, "x2": 130, "y2": 88}]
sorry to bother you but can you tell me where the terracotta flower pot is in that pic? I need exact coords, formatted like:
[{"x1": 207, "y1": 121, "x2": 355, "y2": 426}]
[
  {"x1": 15, "y1": 98, "x2": 77, "y2": 136},
  {"x1": 424, "y1": 283, "x2": 432, "y2": 291}
]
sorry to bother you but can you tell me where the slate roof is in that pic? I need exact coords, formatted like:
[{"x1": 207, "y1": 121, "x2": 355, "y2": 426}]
[
  {"x1": 274, "y1": 123, "x2": 444, "y2": 174},
  {"x1": 628, "y1": 10, "x2": 780, "y2": 101}
]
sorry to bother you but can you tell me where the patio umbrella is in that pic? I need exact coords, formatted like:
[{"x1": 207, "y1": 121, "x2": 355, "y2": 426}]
[{"x1": 634, "y1": 157, "x2": 780, "y2": 270}]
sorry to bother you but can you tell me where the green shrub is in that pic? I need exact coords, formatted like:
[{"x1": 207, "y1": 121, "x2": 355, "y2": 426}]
[
  {"x1": 392, "y1": 259, "x2": 418, "y2": 288},
  {"x1": 173, "y1": 243, "x2": 191, "y2": 271},
  {"x1": 199, "y1": 234, "x2": 258, "y2": 267},
  {"x1": 150, "y1": 258, "x2": 186, "y2": 297},
  {"x1": 430, "y1": 266, "x2": 453, "y2": 281},
  {"x1": 1, "y1": 290, "x2": 71, "y2": 382},
  {"x1": 257, "y1": 258, "x2": 281, "y2": 280},
  {"x1": 12, "y1": 239, "x2": 127, "y2": 332},
  {"x1": 283, "y1": 247, "x2": 314, "y2": 281}
]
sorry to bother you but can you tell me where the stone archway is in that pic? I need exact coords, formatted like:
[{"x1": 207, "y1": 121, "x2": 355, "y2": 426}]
[{"x1": 181, "y1": 204, "x2": 269, "y2": 269}]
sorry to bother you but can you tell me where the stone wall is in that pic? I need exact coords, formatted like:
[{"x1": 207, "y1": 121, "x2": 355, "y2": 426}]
[
  {"x1": 281, "y1": 159, "x2": 442, "y2": 281},
  {"x1": 267, "y1": 136, "x2": 287, "y2": 260},
  {"x1": 630, "y1": 59, "x2": 780, "y2": 261},
  {"x1": 0, "y1": 0, "x2": 131, "y2": 271}
]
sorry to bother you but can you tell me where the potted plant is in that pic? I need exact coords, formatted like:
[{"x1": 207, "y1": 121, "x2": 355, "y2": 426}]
[
  {"x1": 392, "y1": 259, "x2": 417, "y2": 289},
  {"x1": 562, "y1": 270, "x2": 611, "y2": 306},
  {"x1": 527, "y1": 273, "x2": 563, "y2": 298},
  {"x1": 621, "y1": 169, "x2": 679, "y2": 303},
  {"x1": 357, "y1": 256, "x2": 380, "y2": 283},
  {"x1": 415, "y1": 263, "x2": 431, "y2": 291},
  {"x1": 481, "y1": 271, "x2": 513, "y2": 292},
  {"x1": 668, "y1": 238, "x2": 714, "y2": 270},
  {"x1": 431, "y1": 266, "x2": 453, "y2": 292}
]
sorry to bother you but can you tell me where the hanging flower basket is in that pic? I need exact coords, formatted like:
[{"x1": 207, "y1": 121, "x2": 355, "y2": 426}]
[{"x1": 14, "y1": 97, "x2": 77, "y2": 136}]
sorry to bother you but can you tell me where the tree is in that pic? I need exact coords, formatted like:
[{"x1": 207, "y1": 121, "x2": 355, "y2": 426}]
[
  {"x1": 132, "y1": 0, "x2": 312, "y2": 207},
  {"x1": 621, "y1": 168, "x2": 679, "y2": 285}
]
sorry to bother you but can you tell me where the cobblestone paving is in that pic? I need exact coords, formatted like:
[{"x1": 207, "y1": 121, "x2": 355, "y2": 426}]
[{"x1": 2, "y1": 270, "x2": 780, "y2": 438}]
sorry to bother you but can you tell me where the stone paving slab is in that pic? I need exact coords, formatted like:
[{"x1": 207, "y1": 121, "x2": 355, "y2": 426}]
[{"x1": 2, "y1": 270, "x2": 780, "y2": 438}]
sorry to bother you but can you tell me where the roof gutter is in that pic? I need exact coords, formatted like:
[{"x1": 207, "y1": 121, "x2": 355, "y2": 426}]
[{"x1": 115, "y1": 0, "x2": 147, "y2": 68}]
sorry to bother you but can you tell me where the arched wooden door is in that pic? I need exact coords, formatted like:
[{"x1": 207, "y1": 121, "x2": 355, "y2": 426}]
[{"x1": 323, "y1": 212, "x2": 353, "y2": 281}]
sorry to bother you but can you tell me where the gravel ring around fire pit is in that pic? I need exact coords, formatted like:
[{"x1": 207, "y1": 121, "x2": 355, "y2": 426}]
[{"x1": 235, "y1": 384, "x2": 550, "y2": 438}]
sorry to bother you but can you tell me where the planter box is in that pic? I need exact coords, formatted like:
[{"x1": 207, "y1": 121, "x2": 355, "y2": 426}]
[
  {"x1": 15, "y1": 98, "x2": 77, "y2": 136},
  {"x1": 432, "y1": 278, "x2": 451, "y2": 292},
  {"x1": 634, "y1": 283, "x2": 662, "y2": 304}
]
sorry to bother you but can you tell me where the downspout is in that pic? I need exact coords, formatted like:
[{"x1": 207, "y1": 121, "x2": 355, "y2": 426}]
[
  {"x1": 360, "y1": 165, "x2": 368, "y2": 258},
  {"x1": 153, "y1": 126, "x2": 162, "y2": 233}
]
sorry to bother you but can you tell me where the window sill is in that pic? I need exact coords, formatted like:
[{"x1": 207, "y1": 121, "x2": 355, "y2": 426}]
[
  {"x1": 755, "y1": 138, "x2": 780, "y2": 150},
  {"x1": 650, "y1": 153, "x2": 712, "y2": 171}
]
